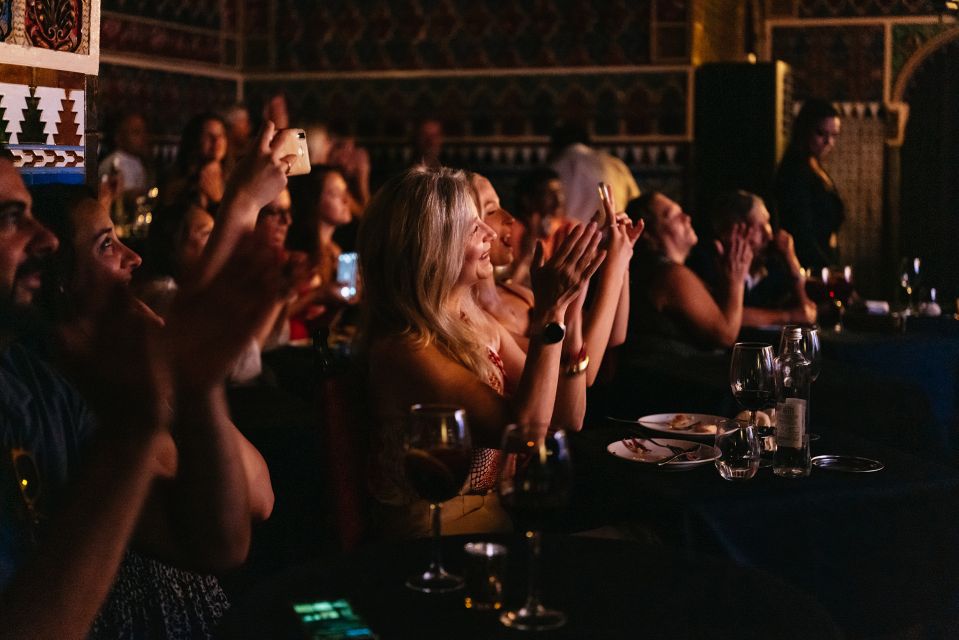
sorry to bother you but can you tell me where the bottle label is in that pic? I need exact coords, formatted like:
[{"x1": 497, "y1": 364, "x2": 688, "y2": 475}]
[{"x1": 776, "y1": 398, "x2": 806, "y2": 448}]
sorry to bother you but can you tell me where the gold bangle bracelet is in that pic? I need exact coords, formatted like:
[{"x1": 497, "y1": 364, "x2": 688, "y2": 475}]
[{"x1": 564, "y1": 354, "x2": 589, "y2": 376}]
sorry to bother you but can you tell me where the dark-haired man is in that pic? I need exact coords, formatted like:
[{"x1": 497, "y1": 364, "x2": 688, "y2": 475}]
[
  {"x1": 688, "y1": 190, "x2": 816, "y2": 327},
  {"x1": 0, "y1": 149, "x2": 279, "y2": 637}
]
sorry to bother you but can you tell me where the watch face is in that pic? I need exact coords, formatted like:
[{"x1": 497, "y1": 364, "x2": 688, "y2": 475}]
[{"x1": 542, "y1": 322, "x2": 565, "y2": 344}]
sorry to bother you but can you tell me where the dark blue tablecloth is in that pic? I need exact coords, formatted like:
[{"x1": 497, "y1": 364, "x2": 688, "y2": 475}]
[
  {"x1": 567, "y1": 425, "x2": 959, "y2": 638},
  {"x1": 219, "y1": 534, "x2": 840, "y2": 640}
]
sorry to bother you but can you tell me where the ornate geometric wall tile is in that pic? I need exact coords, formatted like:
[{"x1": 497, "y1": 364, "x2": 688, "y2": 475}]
[
  {"x1": 54, "y1": 88, "x2": 82, "y2": 145},
  {"x1": 26, "y1": 0, "x2": 83, "y2": 52},
  {"x1": 891, "y1": 23, "x2": 957, "y2": 90},
  {"x1": 0, "y1": 81, "x2": 30, "y2": 144},
  {"x1": 247, "y1": 71, "x2": 689, "y2": 142},
  {"x1": 272, "y1": 0, "x2": 664, "y2": 71},
  {"x1": 771, "y1": 25, "x2": 884, "y2": 101},
  {"x1": 98, "y1": 63, "x2": 239, "y2": 138},
  {"x1": 100, "y1": 14, "x2": 223, "y2": 64},
  {"x1": 797, "y1": 0, "x2": 938, "y2": 18},
  {"x1": 32, "y1": 85, "x2": 66, "y2": 144},
  {"x1": 0, "y1": 0, "x2": 12, "y2": 42},
  {"x1": 101, "y1": 0, "x2": 221, "y2": 30}
]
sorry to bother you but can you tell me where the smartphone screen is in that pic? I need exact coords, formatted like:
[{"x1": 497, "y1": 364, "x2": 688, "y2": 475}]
[
  {"x1": 292, "y1": 599, "x2": 377, "y2": 640},
  {"x1": 337, "y1": 252, "x2": 358, "y2": 300}
]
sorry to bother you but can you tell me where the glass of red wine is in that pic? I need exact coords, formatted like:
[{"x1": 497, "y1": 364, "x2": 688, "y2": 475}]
[
  {"x1": 729, "y1": 343, "x2": 777, "y2": 463},
  {"x1": 497, "y1": 425, "x2": 572, "y2": 631},
  {"x1": 404, "y1": 404, "x2": 472, "y2": 593}
]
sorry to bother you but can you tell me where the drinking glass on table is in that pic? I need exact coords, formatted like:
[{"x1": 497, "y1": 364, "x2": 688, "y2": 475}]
[
  {"x1": 498, "y1": 425, "x2": 571, "y2": 631},
  {"x1": 730, "y1": 343, "x2": 777, "y2": 462},
  {"x1": 715, "y1": 420, "x2": 760, "y2": 481},
  {"x1": 404, "y1": 404, "x2": 472, "y2": 593}
]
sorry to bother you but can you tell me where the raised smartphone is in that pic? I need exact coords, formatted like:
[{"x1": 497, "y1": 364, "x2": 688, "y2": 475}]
[{"x1": 277, "y1": 128, "x2": 312, "y2": 176}]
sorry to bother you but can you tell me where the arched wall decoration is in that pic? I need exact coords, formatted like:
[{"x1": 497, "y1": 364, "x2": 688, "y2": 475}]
[{"x1": 886, "y1": 25, "x2": 959, "y2": 146}]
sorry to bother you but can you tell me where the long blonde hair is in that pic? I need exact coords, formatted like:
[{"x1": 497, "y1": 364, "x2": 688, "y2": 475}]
[{"x1": 357, "y1": 166, "x2": 499, "y2": 385}]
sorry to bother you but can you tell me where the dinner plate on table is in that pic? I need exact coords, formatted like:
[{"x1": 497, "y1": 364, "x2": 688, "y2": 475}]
[
  {"x1": 610, "y1": 413, "x2": 730, "y2": 440},
  {"x1": 607, "y1": 437, "x2": 721, "y2": 471}
]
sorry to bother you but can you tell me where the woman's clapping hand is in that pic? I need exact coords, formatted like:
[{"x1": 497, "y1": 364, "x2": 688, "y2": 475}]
[{"x1": 530, "y1": 222, "x2": 606, "y2": 316}]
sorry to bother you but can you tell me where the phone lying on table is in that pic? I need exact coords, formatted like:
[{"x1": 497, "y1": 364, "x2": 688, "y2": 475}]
[{"x1": 292, "y1": 598, "x2": 378, "y2": 640}]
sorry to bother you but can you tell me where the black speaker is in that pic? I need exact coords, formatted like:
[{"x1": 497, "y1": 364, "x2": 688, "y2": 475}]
[{"x1": 693, "y1": 62, "x2": 792, "y2": 222}]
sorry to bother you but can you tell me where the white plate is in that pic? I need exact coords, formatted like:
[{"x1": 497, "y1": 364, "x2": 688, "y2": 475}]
[
  {"x1": 607, "y1": 438, "x2": 721, "y2": 470},
  {"x1": 625, "y1": 413, "x2": 730, "y2": 437}
]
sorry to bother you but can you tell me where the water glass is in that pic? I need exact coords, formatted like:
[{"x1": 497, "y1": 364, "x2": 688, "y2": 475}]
[
  {"x1": 715, "y1": 422, "x2": 760, "y2": 481},
  {"x1": 463, "y1": 542, "x2": 507, "y2": 611}
]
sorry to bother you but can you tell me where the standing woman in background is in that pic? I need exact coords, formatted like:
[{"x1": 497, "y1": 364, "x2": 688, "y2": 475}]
[{"x1": 774, "y1": 98, "x2": 844, "y2": 271}]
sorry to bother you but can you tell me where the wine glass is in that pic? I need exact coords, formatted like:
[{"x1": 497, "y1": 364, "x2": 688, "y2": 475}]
[
  {"x1": 729, "y1": 343, "x2": 777, "y2": 462},
  {"x1": 779, "y1": 325, "x2": 821, "y2": 382},
  {"x1": 498, "y1": 425, "x2": 572, "y2": 631},
  {"x1": 404, "y1": 404, "x2": 472, "y2": 593}
]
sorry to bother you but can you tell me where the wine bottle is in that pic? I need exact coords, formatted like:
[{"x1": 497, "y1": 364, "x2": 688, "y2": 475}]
[{"x1": 774, "y1": 327, "x2": 811, "y2": 477}]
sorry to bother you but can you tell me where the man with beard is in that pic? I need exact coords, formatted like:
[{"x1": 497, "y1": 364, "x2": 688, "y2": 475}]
[
  {"x1": 0, "y1": 150, "x2": 181, "y2": 637},
  {"x1": 687, "y1": 190, "x2": 817, "y2": 327},
  {"x1": 0, "y1": 143, "x2": 284, "y2": 637}
]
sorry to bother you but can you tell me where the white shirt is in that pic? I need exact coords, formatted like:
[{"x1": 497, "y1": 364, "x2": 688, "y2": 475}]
[
  {"x1": 551, "y1": 143, "x2": 640, "y2": 223},
  {"x1": 99, "y1": 149, "x2": 148, "y2": 195}
]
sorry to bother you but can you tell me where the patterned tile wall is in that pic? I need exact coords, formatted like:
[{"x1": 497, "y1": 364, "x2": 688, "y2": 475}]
[
  {"x1": 0, "y1": 79, "x2": 85, "y2": 183},
  {"x1": 248, "y1": 71, "x2": 689, "y2": 141},
  {"x1": 101, "y1": 0, "x2": 240, "y2": 67},
  {"x1": 101, "y1": 0, "x2": 224, "y2": 30},
  {"x1": 265, "y1": 0, "x2": 688, "y2": 71},
  {"x1": 795, "y1": 0, "x2": 938, "y2": 18},
  {"x1": 771, "y1": 25, "x2": 885, "y2": 102},
  {"x1": 0, "y1": 0, "x2": 90, "y2": 52},
  {"x1": 97, "y1": 63, "x2": 238, "y2": 139}
]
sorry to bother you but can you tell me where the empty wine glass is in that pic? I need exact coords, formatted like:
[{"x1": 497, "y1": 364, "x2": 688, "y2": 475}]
[
  {"x1": 404, "y1": 404, "x2": 472, "y2": 593},
  {"x1": 730, "y1": 343, "x2": 777, "y2": 463},
  {"x1": 498, "y1": 425, "x2": 572, "y2": 631}
]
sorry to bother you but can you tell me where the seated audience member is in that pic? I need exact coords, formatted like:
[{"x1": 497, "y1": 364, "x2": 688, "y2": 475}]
[
  {"x1": 253, "y1": 188, "x2": 312, "y2": 350},
  {"x1": 509, "y1": 167, "x2": 569, "y2": 287},
  {"x1": 411, "y1": 117, "x2": 444, "y2": 168},
  {"x1": 625, "y1": 192, "x2": 751, "y2": 356},
  {"x1": 99, "y1": 111, "x2": 152, "y2": 199},
  {"x1": 286, "y1": 165, "x2": 353, "y2": 334},
  {"x1": 162, "y1": 112, "x2": 231, "y2": 210},
  {"x1": 549, "y1": 122, "x2": 640, "y2": 224},
  {"x1": 469, "y1": 172, "x2": 640, "y2": 386},
  {"x1": 137, "y1": 199, "x2": 216, "y2": 316},
  {"x1": 358, "y1": 166, "x2": 603, "y2": 537},
  {"x1": 687, "y1": 190, "x2": 816, "y2": 327},
  {"x1": 140, "y1": 125, "x2": 299, "y2": 382},
  {"x1": 222, "y1": 103, "x2": 254, "y2": 159},
  {"x1": 0, "y1": 146, "x2": 281, "y2": 637}
]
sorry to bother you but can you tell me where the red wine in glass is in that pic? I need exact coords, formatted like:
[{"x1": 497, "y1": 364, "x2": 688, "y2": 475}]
[
  {"x1": 404, "y1": 404, "x2": 471, "y2": 594},
  {"x1": 498, "y1": 426, "x2": 571, "y2": 631},
  {"x1": 404, "y1": 447, "x2": 471, "y2": 505}
]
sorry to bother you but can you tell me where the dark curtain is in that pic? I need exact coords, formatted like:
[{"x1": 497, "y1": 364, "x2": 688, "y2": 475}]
[{"x1": 900, "y1": 39, "x2": 959, "y2": 308}]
